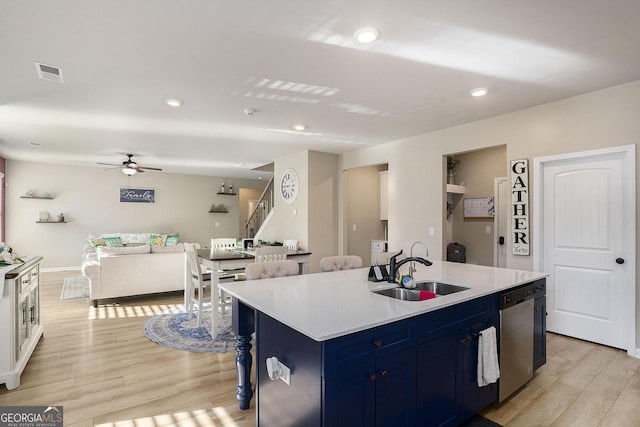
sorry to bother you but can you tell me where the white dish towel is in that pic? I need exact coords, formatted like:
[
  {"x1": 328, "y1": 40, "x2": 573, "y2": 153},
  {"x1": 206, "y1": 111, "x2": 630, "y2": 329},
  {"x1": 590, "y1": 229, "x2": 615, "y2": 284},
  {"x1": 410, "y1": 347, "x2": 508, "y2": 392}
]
[{"x1": 477, "y1": 326, "x2": 500, "y2": 387}]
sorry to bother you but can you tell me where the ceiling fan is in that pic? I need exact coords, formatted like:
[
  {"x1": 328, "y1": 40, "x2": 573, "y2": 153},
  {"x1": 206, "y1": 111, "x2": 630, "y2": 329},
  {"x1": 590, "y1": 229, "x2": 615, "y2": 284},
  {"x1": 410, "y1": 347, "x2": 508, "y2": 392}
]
[{"x1": 97, "y1": 154, "x2": 162, "y2": 176}]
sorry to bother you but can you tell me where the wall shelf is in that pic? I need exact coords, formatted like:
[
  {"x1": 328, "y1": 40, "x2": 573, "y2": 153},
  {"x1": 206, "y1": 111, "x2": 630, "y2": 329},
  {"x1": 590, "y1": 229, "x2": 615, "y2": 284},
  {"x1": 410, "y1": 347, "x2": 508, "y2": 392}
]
[
  {"x1": 446, "y1": 184, "x2": 466, "y2": 194},
  {"x1": 216, "y1": 192, "x2": 237, "y2": 196},
  {"x1": 36, "y1": 221, "x2": 67, "y2": 223},
  {"x1": 208, "y1": 209, "x2": 229, "y2": 213},
  {"x1": 21, "y1": 196, "x2": 53, "y2": 200}
]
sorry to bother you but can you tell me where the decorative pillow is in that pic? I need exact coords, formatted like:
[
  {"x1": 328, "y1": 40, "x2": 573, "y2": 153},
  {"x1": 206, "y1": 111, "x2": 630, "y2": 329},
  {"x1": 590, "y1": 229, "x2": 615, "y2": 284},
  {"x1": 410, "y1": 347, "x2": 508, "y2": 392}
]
[
  {"x1": 151, "y1": 243, "x2": 184, "y2": 253},
  {"x1": 89, "y1": 238, "x2": 106, "y2": 249},
  {"x1": 149, "y1": 234, "x2": 167, "y2": 246},
  {"x1": 97, "y1": 245, "x2": 151, "y2": 256},
  {"x1": 165, "y1": 234, "x2": 180, "y2": 246},
  {"x1": 120, "y1": 233, "x2": 150, "y2": 245},
  {"x1": 103, "y1": 236, "x2": 124, "y2": 247}
]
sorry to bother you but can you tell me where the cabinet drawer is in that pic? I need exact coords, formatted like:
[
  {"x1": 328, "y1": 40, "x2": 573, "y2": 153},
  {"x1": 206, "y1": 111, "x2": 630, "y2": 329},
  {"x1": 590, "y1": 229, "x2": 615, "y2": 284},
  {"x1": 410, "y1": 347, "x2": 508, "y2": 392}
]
[
  {"x1": 19, "y1": 272, "x2": 31, "y2": 293},
  {"x1": 533, "y1": 278, "x2": 546, "y2": 298},
  {"x1": 30, "y1": 268, "x2": 39, "y2": 285},
  {"x1": 417, "y1": 295, "x2": 496, "y2": 343},
  {"x1": 323, "y1": 318, "x2": 417, "y2": 377}
]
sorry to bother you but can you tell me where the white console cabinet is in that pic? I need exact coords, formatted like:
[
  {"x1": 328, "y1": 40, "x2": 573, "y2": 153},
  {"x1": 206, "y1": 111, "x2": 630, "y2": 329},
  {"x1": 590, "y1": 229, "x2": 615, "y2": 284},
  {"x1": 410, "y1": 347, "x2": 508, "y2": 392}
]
[{"x1": 0, "y1": 257, "x2": 44, "y2": 390}]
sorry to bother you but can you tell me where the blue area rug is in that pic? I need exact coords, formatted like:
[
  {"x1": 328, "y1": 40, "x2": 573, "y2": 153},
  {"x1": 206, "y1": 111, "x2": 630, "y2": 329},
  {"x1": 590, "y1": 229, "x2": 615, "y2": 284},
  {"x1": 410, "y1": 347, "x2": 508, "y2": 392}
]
[
  {"x1": 60, "y1": 276, "x2": 90, "y2": 299},
  {"x1": 143, "y1": 309, "x2": 237, "y2": 353}
]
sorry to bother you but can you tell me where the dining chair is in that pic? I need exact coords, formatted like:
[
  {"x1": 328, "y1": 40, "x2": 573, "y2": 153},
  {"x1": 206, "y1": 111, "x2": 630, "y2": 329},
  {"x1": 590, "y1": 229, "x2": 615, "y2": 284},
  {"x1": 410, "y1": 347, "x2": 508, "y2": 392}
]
[
  {"x1": 245, "y1": 260, "x2": 300, "y2": 280},
  {"x1": 283, "y1": 239, "x2": 299, "y2": 251},
  {"x1": 319, "y1": 255, "x2": 363, "y2": 272},
  {"x1": 211, "y1": 238, "x2": 236, "y2": 250},
  {"x1": 254, "y1": 246, "x2": 288, "y2": 262},
  {"x1": 211, "y1": 237, "x2": 243, "y2": 283},
  {"x1": 184, "y1": 243, "x2": 231, "y2": 338},
  {"x1": 376, "y1": 250, "x2": 406, "y2": 265}
]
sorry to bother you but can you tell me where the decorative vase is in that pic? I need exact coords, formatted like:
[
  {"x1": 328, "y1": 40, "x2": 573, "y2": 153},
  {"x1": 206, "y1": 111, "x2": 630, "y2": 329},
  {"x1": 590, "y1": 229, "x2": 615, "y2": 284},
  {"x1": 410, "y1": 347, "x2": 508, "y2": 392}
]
[{"x1": 447, "y1": 172, "x2": 455, "y2": 185}]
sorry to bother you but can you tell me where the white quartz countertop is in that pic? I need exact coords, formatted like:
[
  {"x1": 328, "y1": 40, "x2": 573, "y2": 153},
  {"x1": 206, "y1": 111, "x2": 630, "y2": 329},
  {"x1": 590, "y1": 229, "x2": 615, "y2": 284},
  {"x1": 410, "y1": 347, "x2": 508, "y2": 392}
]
[{"x1": 219, "y1": 260, "x2": 548, "y2": 341}]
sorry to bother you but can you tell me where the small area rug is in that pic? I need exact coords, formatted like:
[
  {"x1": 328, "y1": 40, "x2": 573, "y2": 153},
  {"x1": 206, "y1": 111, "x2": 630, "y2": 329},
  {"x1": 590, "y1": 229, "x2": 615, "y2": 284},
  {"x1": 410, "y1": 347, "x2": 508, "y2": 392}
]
[
  {"x1": 60, "y1": 276, "x2": 90, "y2": 300},
  {"x1": 144, "y1": 308, "x2": 237, "y2": 353}
]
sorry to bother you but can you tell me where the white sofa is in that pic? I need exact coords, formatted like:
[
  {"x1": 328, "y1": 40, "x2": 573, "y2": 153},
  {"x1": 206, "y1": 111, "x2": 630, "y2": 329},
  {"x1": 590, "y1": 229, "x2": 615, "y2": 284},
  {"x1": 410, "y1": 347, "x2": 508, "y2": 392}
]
[{"x1": 81, "y1": 233, "x2": 185, "y2": 307}]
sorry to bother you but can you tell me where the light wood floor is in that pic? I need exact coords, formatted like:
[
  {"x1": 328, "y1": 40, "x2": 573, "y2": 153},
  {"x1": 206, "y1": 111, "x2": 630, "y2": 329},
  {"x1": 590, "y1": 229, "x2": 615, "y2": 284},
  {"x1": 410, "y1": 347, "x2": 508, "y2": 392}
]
[{"x1": 1, "y1": 271, "x2": 639, "y2": 426}]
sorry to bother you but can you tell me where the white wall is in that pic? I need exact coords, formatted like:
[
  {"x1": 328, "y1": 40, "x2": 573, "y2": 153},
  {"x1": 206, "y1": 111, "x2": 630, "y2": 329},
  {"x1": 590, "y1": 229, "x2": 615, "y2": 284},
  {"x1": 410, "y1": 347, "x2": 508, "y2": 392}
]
[
  {"x1": 6, "y1": 161, "x2": 266, "y2": 269},
  {"x1": 342, "y1": 80, "x2": 640, "y2": 342},
  {"x1": 259, "y1": 150, "x2": 339, "y2": 272}
]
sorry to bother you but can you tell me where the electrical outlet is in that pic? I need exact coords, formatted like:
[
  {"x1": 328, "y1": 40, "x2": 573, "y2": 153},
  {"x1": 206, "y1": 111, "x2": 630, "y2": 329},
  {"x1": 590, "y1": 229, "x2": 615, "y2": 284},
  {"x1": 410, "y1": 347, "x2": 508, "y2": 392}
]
[
  {"x1": 485, "y1": 226, "x2": 491, "y2": 234},
  {"x1": 280, "y1": 361, "x2": 291, "y2": 385},
  {"x1": 428, "y1": 227, "x2": 435, "y2": 236},
  {"x1": 352, "y1": 224, "x2": 357, "y2": 231},
  {"x1": 214, "y1": 222, "x2": 220, "y2": 227}
]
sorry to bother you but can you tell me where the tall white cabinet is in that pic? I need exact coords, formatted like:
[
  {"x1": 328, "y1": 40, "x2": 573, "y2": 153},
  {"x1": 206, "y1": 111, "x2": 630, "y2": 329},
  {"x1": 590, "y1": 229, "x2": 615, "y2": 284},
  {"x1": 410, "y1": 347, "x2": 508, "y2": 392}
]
[{"x1": 0, "y1": 257, "x2": 43, "y2": 390}]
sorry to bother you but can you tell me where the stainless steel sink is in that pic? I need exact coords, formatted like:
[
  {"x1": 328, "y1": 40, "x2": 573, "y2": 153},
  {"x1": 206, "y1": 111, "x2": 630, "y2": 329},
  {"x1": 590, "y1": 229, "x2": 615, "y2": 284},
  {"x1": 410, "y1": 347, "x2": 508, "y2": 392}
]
[
  {"x1": 373, "y1": 287, "x2": 422, "y2": 301},
  {"x1": 413, "y1": 281, "x2": 469, "y2": 295},
  {"x1": 373, "y1": 281, "x2": 469, "y2": 301}
]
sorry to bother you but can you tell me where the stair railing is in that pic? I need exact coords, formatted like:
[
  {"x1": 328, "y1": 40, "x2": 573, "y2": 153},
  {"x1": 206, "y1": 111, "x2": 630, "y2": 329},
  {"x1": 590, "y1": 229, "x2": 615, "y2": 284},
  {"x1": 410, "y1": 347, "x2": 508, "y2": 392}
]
[{"x1": 245, "y1": 177, "x2": 274, "y2": 238}]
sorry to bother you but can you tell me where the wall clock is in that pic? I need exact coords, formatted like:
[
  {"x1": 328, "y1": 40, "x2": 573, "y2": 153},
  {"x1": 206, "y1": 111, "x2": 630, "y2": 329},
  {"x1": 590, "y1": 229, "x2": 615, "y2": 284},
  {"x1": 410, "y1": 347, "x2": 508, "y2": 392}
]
[{"x1": 280, "y1": 168, "x2": 299, "y2": 204}]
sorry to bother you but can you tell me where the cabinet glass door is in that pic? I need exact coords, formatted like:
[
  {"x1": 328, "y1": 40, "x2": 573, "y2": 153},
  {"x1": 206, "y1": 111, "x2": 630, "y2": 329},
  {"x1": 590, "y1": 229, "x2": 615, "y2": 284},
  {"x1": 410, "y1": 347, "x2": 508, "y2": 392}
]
[{"x1": 18, "y1": 292, "x2": 29, "y2": 358}]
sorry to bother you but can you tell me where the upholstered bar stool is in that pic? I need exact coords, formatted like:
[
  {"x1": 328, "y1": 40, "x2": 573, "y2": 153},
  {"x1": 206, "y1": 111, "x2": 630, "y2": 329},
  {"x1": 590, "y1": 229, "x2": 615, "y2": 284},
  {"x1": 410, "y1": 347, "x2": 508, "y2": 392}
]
[
  {"x1": 319, "y1": 255, "x2": 363, "y2": 272},
  {"x1": 245, "y1": 260, "x2": 300, "y2": 280},
  {"x1": 254, "y1": 246, "x2": 288, "y2": 262}
]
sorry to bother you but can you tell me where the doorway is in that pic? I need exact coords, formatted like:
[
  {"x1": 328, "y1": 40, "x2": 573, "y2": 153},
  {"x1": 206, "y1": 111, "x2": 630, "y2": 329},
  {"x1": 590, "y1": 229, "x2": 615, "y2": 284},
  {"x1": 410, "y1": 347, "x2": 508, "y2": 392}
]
[
  {"x1": 533, "y1": 145, "x2": 636, "y2": 354},
  {"x1": 493, "y1": 177, "x2": 508, "y2": 268}
]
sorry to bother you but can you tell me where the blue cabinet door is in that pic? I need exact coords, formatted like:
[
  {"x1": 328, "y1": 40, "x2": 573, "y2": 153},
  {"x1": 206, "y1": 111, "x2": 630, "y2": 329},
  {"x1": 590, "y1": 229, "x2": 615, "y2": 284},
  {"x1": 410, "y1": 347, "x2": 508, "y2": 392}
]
[
  {"x1": 534, "y1": 295, "x2": 546, "y2": 370},
  {"x1": 375, "y1": 347, "x2": 417, "y2": 427},
  {"x1": 459, "y1": 315, "x2": 499, "y2": 420},
  {"x1": 416, "y1": 329, "x2": 461, "y2": 427},
  {"x1": 324, "y1": 362, "x2": 376, "y2": 426},
  {"x1": 324, "y1": 347, "x2": 416, "y2": 427}
]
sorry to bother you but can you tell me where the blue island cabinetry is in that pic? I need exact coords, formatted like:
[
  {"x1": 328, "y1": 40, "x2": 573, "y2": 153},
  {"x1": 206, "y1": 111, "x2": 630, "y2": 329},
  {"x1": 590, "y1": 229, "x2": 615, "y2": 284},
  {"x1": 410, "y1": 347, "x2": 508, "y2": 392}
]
[{"x1": 255, "y1": 292, "x2": 509, "y2": 427}]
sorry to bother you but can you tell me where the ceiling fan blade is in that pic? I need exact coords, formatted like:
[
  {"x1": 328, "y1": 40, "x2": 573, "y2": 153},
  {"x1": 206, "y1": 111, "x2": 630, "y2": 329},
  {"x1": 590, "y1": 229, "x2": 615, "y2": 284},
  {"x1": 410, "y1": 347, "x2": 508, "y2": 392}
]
[
  {"x1": 97, "y1": 162, "x2": 121, "y2": 167},
  {"x1": 138, "y1": 166, "x2": 163, "y2": 171}
]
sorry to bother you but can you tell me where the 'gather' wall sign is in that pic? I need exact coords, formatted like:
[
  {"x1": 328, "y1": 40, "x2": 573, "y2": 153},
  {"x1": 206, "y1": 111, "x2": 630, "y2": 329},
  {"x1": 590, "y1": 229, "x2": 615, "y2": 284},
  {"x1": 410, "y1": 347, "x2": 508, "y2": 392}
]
[{"x1": 511, "y1": 159, "x2": 529, "y2": 256}]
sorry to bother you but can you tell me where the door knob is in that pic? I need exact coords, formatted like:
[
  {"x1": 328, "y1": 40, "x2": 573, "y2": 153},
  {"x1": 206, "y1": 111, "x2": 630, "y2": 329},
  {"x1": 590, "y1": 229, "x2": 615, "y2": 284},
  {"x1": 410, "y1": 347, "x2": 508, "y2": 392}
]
[{"x1": 616, "y1": 258, "x2": 625, "y2": 264}]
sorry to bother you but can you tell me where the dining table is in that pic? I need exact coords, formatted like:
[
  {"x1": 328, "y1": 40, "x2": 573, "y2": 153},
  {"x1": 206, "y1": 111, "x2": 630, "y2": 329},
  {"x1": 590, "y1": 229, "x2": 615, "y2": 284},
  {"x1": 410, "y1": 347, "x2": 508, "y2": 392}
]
[
  {"x1": 195, "y1": 246, "x2": 311, "y2": 408},
  {"x1": 196, "y1": 247, "x2": 311, "y2": 284}
]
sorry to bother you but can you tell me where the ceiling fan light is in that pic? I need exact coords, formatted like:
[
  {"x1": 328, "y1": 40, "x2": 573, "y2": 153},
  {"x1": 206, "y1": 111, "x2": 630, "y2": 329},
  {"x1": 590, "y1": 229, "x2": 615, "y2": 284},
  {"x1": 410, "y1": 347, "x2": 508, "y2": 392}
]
[{"x1": 122, "y1": 167, "x2": 137, "y2": 176}]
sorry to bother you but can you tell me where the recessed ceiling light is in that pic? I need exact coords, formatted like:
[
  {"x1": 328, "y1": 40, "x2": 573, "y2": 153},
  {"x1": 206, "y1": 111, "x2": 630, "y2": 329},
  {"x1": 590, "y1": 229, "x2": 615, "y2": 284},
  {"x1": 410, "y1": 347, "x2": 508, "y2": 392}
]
[
  {"x1": 355, "y1": 27, "x2": 380, "y2": 44},
  {"x1": 293, "y1": 124, "x2": 306, "y2": 131},
  {"x1": 233, "y1": 163, "x2": 246, "y2": 167},
  {"x1": 165, "y1": 98, "x2": 182, "y2": 107},
  {"x1": 470, "y1": 88, "x2": 488, "y2": 97}
]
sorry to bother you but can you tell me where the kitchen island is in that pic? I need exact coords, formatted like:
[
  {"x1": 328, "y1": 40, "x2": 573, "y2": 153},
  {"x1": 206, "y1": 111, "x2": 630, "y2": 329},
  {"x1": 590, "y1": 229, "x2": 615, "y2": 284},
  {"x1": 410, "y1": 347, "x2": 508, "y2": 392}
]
[{"x1": 219, "y1": 260, "x2": 547, "y2": 426}]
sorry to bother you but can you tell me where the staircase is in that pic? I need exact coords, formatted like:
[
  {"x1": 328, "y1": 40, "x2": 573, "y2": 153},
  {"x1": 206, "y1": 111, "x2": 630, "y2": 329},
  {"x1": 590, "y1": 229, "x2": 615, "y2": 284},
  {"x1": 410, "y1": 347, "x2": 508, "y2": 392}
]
[{"x1": 245, "y1": 177, "x2": 274, "y2": 239}]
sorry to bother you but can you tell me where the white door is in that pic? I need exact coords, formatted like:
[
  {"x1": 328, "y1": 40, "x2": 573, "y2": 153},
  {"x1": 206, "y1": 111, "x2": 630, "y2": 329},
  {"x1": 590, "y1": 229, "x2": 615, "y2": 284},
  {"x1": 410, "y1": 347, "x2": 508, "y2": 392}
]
[
  {"x1": 534, "y1": 145, "x2": 635, "y2": 353},
  {"x1": 493, "y1": 177, "x2": 508, "y2": 268}
]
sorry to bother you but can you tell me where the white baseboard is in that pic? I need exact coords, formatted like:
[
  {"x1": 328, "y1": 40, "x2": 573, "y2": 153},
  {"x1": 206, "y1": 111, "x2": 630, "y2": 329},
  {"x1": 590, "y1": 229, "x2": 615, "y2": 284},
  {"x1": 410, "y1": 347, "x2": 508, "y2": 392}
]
[{"x1": 41, "y1": 266, "x2": 81, "y2": 273}]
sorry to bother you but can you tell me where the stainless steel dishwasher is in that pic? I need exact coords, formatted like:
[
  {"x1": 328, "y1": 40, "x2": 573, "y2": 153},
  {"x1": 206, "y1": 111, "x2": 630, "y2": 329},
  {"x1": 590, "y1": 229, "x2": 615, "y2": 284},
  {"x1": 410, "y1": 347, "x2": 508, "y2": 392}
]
[{"x1": 499, "y1": 284, "x2": 536, "y2": 402}]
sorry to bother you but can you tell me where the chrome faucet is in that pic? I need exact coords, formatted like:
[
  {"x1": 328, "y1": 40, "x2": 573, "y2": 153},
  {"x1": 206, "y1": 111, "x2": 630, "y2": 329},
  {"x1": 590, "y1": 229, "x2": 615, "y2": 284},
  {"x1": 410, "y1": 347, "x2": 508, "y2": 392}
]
[
  {"x1": 409, "y1": 241, "x2": 429, "y2": 277},
  {"x1": 388, "y1": 250, "x2": 432, "y2": 284}
]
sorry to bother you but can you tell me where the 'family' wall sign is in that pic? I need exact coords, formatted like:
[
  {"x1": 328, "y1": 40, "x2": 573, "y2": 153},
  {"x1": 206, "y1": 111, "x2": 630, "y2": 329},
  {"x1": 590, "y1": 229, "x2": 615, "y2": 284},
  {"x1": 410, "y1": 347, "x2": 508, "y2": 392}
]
[
  {"x1": 120, "y1": 188, "x2": 155, "y2": 203},
  {"x1": 511, "y1": 159, "x2": 529, "y2": 255}
]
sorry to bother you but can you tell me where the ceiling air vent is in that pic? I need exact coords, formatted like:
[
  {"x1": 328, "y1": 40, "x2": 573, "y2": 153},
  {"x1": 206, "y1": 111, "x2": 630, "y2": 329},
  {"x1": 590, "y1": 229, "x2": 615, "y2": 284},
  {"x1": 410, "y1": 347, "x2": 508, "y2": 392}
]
[{"x1": 34, "y1": 62, "x2": 64, "y2": 83}]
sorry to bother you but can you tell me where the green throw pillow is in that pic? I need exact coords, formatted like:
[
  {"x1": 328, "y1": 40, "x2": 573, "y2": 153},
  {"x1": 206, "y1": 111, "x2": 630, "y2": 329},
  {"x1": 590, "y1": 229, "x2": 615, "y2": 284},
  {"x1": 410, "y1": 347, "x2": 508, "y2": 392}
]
[
  {"x1": 103, "y1": 236, "x2": 124, "y2": 247},
  {"x1": 165, "y1": 234, "x2": 180, "y2": 246},
  {"x1": 150, "y1": 234, "x2": 167, "y2": 246}
]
